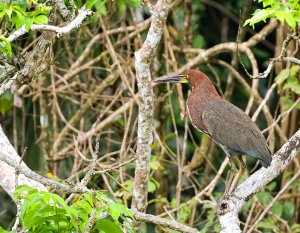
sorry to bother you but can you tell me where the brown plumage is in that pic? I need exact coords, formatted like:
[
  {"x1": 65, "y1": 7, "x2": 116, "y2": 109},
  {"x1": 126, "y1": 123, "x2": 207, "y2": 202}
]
[{"x1": 154, "y1": 69, "x2": 272, "y2": 193}]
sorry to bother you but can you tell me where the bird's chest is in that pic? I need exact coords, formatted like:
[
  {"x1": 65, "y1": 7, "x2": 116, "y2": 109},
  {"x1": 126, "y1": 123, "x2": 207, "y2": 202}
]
[{"x1": 186, "y1": 96, "x2": 209, "y2": 135}]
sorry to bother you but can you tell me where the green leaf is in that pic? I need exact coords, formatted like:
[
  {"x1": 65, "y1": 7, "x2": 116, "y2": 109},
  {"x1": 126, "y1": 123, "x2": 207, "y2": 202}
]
[
  {"x1": 147, "y1": 181, "x2": 156, "y2": 193},
  {"x1": 275, "y1": 68, "x2": 289, "y2": 84},
  {"x1": 283, "y1": 201, "x2": 295, "y2": 220},
  {"x1": 193, "y1": 34, "x2": 205, "y2": 48},
  {"x1": 83, "y1": 193, "x2": 94, "y2": 207},
  {"x1": 0, "y1": 36, "x2": 12, "y2": 58},
  {"x1": 262, "y1": 0, "x2": 275, "y2": 7},
  {"x1": 292, "y1": 86, "x2": 300, "y2": 94},
  {"x1": 123, "y1": 179, "x2": 134, "y2": 191},
  {"x1": 177, "y1": 204, "x2": 192, "y2": 223},
  {"x1": 33, "y1": 15, "x2": 48, "y2": 24},
  {"x1": 244, "y1": 9, "x2": 275, "y2": 28},
  {"x1": 0, "y1": 90, "x2": 13, "y2": 114},
  {"x1": 291, "y1": 224, "x2": 300, "y2": 233},
  {"x1": 200, "y1": 227, "x2": 207, "y2": 233},
  {"x1": 127, "y1": 0, "x2": 141, "y2": 7},
  {"x1": 73, "y1": 199, "x2": 93, "y2": 213},
  {"x1": 280, "y1": 96, "x2": 294, "y2": 109},
  {"x1": 108, "y1": 203, "x2": 134, "y2": 221},
  {"x1": 290, "y1": 65, "x2": 300, "y2": 77},
  {"x1": 25, "y1": 17, "x2": 33, "y2": 31},
  {"x1": 257, "y1": 217, "x2": 275, "y2": 229},
  {"x1": 256, "y1": 191, "x2": 272, "y2": 205},
  {"x1": 14, "y1": 185, "x2": 38, "y2": 200},
  {"x1": 86, "y1": 0, "x2": 98, "y2": 9},
  {"x1": 271, "y1": 202, "x2": 283, "y2": 217},
  {"x1": 284, "y1": 11, "x2": 297, "y2": 29},
  {"x1": 287, "y1": 76, "x2": 298, "y2": 85},
  {"x1": 93, "y1": 219, "x2": 123, "y2": 233},
  {"x1": 284, "y1": 76, "x2": 299, "y2": 90},
  {"x1": 117, "y1": 0, "x2": 126, "y2": 12},
  {"x1": 4, "y1": 6, "x2": 13, "y2": 18},
  {"x1": 148, "y1": 197, "x2": 168, "y2": 205},
  {"x1": 266, "y1": 181, "x2": 277, "y2": 191},
  {"x1": 96, "y1": 0, "x2": 107, "y2": 14},
  {"x1": 0, "y1": 226, "x2": 13, "y2": 233},
  {"x1": 12, "y1": 10, "x2": 25, "y2": 29}
]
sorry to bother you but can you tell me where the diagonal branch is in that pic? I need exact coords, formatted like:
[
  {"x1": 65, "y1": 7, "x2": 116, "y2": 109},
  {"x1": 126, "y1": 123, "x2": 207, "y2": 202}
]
[{"x1": 218, "y1": 129, "x2": 300, "y2": 233}]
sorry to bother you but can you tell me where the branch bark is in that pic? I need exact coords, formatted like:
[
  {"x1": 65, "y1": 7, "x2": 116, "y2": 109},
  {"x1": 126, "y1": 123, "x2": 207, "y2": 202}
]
[
  {"x1": 0, "y1": 125, "x2": 47, "y2": 198},
  {"x1": 132, "y1": 0, "x2": 171, "y2": 225},
  {"x1": 7, "y1": 7, "x2": 92, "y2": 42},
  {"x1": 133, "y1": 210, "x2": 199, "y2": 233},
  {"x1": 218, "y1": 129, "x2": 300, "y2": 232}
]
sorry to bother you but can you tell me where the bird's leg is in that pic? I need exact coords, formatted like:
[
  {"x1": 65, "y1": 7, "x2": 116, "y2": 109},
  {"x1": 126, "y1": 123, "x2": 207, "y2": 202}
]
[
  {"x1": 224, "y1": 157, "x2": 237, "y2": 198},
  {"x1": 229, "y1": 156, "x2": 246, "y2": 194}
]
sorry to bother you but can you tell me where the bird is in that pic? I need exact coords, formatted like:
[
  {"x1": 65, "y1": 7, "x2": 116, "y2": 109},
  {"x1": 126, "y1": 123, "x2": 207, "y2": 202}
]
[{"x1": 153, "y1": 69, "x2": 272, "y2": 195}]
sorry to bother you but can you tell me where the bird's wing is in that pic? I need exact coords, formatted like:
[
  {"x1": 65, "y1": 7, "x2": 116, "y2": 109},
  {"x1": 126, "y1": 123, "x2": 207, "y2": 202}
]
[{"x1": 202, "y1": 100, "x2": 271, "y2": 166}]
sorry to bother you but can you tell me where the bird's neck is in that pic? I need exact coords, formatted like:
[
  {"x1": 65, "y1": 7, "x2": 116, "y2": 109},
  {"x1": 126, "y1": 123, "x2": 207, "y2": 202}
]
[
  {"x1": 192, "y1": 83, "x2": 221, "y2": 101},
  {"x1": 187, "y1": 86, "x2": 221, "y2": 134}
]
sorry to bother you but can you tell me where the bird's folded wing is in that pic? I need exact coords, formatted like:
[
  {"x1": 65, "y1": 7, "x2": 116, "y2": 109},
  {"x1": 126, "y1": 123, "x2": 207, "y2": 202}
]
[{"x1": 202, "y1": 100, "x2": 271, "y2": 164}]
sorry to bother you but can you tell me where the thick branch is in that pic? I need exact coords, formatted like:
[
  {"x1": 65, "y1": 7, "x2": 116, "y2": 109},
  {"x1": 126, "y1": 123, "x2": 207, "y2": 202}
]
[
  {"x1": 218, "y1": 129, "x2": 300, "y2": 232},
  {"x1": 132, "y1": 0, "x2": 171, "y2": 223},
  {"x1": 0, "y1": 125, "x2": 47, "y2": 198}
]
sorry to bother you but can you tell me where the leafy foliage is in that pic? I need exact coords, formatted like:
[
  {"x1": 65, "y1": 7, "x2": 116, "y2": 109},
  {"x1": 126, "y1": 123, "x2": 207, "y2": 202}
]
[
  {"x1": 275, "y1": 65, "x2": 300, "y2": 109},
  {"x1": 0, "y1": 0, "x2": 299, "y2": 232},
  {"x1": 0, "y1": 90, "x2": 13, "y2": 114},
  {"x1": 0, "y1": 36, "x2": 12, "y2": 58},
  {"x1": 12, "y1": 185, "x2": 135, "y2": 233},
  {"x1": 244, "y1": 0, "x2": 300, "y2": 28},
  {"x1": 0, "y1": 0, "x2": 51, "y2": 58},
  {"x1": 85, "y1": 0, "x2": 141, "y2": 11},
  {"x1": 0, "y1": 0, "x2": 51, "y2": 31}
]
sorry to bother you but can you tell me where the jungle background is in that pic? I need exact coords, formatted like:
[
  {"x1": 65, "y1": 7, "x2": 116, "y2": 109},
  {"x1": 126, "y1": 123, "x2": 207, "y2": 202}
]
[{"x1": 0, "y1": 0, "x2": 299, "y2": 232}]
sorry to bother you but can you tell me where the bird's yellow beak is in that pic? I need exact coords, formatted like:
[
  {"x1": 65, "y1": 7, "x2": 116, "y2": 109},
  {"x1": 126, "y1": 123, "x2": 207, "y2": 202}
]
[{"x1": 153, "y1": 75, "x2": 189, "y2": 84}]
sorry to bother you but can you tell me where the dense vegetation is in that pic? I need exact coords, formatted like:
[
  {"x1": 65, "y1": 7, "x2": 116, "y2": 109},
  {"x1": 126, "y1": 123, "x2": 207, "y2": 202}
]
[{"x1": 0, "y1": 0, "x2": 299, "y2": 232}]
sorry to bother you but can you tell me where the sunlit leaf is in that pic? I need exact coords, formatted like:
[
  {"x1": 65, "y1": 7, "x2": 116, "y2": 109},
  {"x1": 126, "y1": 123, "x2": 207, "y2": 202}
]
[
  {"x1": 33, "y1": 15, "x2": 48, "y2": 24},
  {"x1": 93, "y1": 219, "x2": 123, "y2": 233},
  {"x1": 0, "y1": 35, "x2": 12, "y2": 58},
  {"x1": 86, "y1": 0, "x2": 98, "y2": 9},
  {"x1": 257, "y1": 217, "x2": 275, "y2": 229},
  {"x1": 275, "y1": 68, "x2": 289, "y2": 84}
]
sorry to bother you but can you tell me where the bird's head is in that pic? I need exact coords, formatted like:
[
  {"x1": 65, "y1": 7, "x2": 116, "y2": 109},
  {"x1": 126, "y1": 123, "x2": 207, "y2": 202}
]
[{"x1": 153, "y1": 69, "x2": 217, "y2": 91}]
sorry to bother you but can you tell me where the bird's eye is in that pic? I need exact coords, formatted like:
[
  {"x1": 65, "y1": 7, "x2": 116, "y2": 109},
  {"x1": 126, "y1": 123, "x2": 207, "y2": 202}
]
[{"x1": 180, "y1": 74, "x2": 189, "y2": 79}]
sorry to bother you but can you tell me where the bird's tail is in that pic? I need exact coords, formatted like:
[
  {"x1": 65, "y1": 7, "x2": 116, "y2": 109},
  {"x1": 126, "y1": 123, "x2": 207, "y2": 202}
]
[{"x1": 260, "y1": 147, "x2": 272, "y2": 168}]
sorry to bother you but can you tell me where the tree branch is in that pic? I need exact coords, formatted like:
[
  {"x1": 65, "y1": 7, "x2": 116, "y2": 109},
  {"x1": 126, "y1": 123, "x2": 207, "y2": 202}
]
[
  {"x1": 1, "y1": 123, "x2": 198, "y2": 232},
  {"x1": 218, "y1": 129, "x2": 300, "y2": 233},
  {"x1": 7, "y1": 7, "x2": 92, "y2": 42},
  {"x1": 133, "y1": 210, "x2": 200, "y2": 233},
  {"x1": 132, "y1": 0, "x2": 171, "y2": 230}
]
